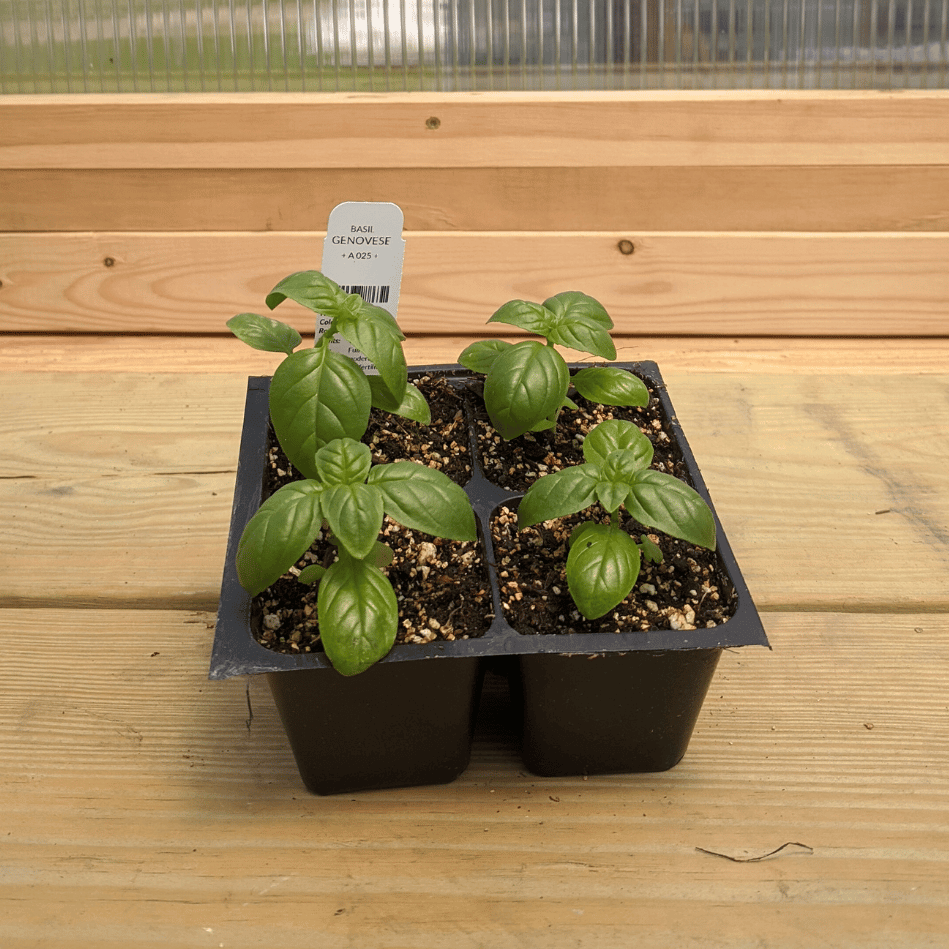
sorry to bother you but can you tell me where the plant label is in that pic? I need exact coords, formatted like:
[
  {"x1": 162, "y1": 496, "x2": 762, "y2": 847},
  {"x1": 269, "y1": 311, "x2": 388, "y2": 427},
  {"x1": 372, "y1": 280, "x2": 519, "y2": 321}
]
[{"x1": 319, "y1": 201, "x2": 406, "y2": 374}]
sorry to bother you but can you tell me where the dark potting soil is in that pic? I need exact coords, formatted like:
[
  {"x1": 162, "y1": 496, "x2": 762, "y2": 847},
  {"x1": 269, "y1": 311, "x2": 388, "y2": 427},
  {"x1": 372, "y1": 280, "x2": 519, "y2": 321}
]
[
  {"x1": 251, "y1": 369, "x2": 738, "y2": 655},
  {"x1": 471, "y1": 372, "x2": 738, "y2": 635},
  {"x1": 253, "y1": 374, "x2": 493, "y2": 656}
]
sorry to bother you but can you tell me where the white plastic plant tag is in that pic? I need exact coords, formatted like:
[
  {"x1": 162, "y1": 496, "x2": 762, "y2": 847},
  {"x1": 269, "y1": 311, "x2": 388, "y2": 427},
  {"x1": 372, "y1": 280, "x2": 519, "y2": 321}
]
[{"x1": 319, "y1": 201, "x2": 406, "y2": 374}]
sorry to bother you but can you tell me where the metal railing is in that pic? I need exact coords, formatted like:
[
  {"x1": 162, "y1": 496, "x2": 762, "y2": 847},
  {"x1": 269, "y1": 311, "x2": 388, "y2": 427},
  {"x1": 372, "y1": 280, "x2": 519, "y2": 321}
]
[{"x1": 2, "y1": 0, "x2": 947, "y2": 92}]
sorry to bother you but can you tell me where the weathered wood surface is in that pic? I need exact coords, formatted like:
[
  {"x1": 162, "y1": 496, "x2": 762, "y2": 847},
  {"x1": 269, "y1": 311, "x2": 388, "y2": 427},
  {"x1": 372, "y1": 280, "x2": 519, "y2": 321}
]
[
  {"x1": 4, "y1": 231, "x2": 949, "y2": 335},
  {"x1": 0, "y1": 609, "x2": 946, "y2": 949},
  {"x1": 5, "y1": 334, "x2": 949, "y2": 374},
  {"x1": 4, "y1": 91, "x2": 949, "y2": 169},
  {"x1": 2, "y1": 366, "x2": 948, "y2": 614},
  {"x1": 1, "y1": 338, "x2": 948, "y2": 947},
  {"x1": 7, "y1": 165, "x2": 949, "y2": 233}
]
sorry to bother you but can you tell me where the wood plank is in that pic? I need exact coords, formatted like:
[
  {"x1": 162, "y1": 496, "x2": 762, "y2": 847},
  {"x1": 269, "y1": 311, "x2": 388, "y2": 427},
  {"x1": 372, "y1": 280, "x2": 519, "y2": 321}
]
[
  {"x1": 3, "y1": 231, "x2": 949, "y2": 336},
  {"x1": 5, "y1": 334, "x2": 949, "y2": 376},
  {"x1": 6, "y1": 165, "x2": 949, "y2": 232},
  {"x1": 4, "y1": 91, "x2": 949, "y2": 170},
  {"x1": 0, "y1": 609, "x2": 946, "y2": 948},
  {"x1": 1, "y1": 371, "x2": 948, "y2": 611}
]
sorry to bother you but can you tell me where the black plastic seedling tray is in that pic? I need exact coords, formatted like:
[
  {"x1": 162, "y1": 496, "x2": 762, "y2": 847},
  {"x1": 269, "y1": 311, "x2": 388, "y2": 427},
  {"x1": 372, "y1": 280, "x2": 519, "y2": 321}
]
[{"x1": 211, "y1": 363, "x2": 769, "y2": 793}]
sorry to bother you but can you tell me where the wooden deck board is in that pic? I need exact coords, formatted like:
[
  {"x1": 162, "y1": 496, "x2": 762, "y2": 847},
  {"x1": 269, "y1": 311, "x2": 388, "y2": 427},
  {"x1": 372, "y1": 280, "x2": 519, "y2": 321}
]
[
  {"x1": 0, "y1": 609, "x2": 946, "y2": 948},
  {"x1": 4, "y1": 231, "x2": 949, "y2": 336},
  {"x1": 4, "y1": 334, "x2": 949, "y2": 375},
  {"x1": 2, "y1": 365, "x2": 947, "y2": 611}
]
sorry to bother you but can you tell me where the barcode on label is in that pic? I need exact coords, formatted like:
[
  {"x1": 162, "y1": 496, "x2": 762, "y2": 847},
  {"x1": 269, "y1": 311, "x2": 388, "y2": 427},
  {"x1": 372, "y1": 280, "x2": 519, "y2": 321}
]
[{"x1": 340, "y1": 284, "x2": 390, "y2": 305}]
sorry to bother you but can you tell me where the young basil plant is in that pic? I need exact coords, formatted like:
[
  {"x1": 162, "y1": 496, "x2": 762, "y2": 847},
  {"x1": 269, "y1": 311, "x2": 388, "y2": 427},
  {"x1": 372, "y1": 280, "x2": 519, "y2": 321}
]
[
  {"x1": 458, "y1": 291, "x2": 650, "y2": 439},
  {"x1": 227, "y1": 271, "x2": 431, "y2": 481},
  {"x1": 236, "y1": 437, "x2": 477, "y2": 676},
  {"x1": 517, "y1": 419, "x2": 717, "y2": 621}
]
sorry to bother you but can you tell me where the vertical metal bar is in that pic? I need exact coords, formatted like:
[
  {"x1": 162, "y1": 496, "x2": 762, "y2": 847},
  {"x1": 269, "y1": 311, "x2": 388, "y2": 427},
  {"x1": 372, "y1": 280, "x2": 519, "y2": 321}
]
[
  {"x1": 832, "y1": 0, "x2": 841, "y2": 88},
  {"x1": 93, "y1": 0, "x2": 107, "y2": 91},
  {"x1": 382, "y1": 0, "x2": 393, "y2": 90},
  {"x1": 410, "y1": 0, "x2": 420, "y2": 91},
  {"x1": 278, "y1": 0, "x2": 291, "y2": 90},
  {"x1": 347, "y1": 0, "x2": 358, "y2": 89},
  {"x1": 15, "y1": 0, "x2": 28, "y2": 92},
  {"x1": 710, "y1": 0, "x2": 719, "y2": 88},
  {"x1": 214, "y1": 0, "x2": 227, "y2": 89},
  {"x1": 468, "y1": 0, "x2": 476, "y2": 88},
  {"x1": 813, "y1": 0, "x2": 823, "y2": 87},
  {"x1": 886, "y1": 0, "x2": 893, "y2": 86},
  {"x1": 747, "y1": 0, "x2": 755, "y2": 88},
  {"x1": 61, "y1": 0, "x2": 74, "y2": 91},
  {"x1": 935, "y1": 0, "x2": 944, "y2": 88},
  {"x1": 798, "y1": 0, "x2": 807, "y2": 86},
  {"x1": 366, "y1": 0, "x2": 376, "y2": 90},
  {"x1": 109, "y1": 0, "x2": 122, "y2": 88},
  {"x1": 905, "y1": 0, "x2": 915, "y2": 87},
  {"x1": 588, "y1": 0, "x2": 595, "y2": 85},
  {"x1": 0, "y1": 5, "x2": 8, "y2": 94},
  {"x1": 29, "y1": 0, "x2": 44, "y2": 92},
  {"x1": 728, "y1": 0, "x2": 737, "y2": 86},
  {"x1": 77, "y1": 0, "x2": 89, "y2": 91},
  {"x1": 553, "y1": 0, "x2": 562, "y2": 88},
  {"x1": 606, "y1": 0, "x2": 614, "y2": 88},
  {"x1": 537, "y1": 0, "x2": 544, "y2": 90},
  {"x1": 143, "y1": 0, "x2": 156, "y2": 91},
  {"x1": 163, "y1": 0, "x2": 174, "y2": 90},
  {"x1": 851, "y1": 0, "x2": 860, "y2": 86},
  {"x1": 196, "y1": 0, "x2": 205, "y2": 90}
]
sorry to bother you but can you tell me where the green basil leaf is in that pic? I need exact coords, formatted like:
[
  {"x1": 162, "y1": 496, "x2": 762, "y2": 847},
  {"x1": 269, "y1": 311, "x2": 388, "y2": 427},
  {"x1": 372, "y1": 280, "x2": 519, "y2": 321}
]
[
  {"x1": 334, "y1": 304, "x2": 408, "y2": 405},
  {"x1": 638, "y1": 534, "x2": 664, "y2": 564},
  {"x1": 318, "y1": 554, "x2": 398, "y2": 676},
  {"x1": 486, "y1": 299, "x2": 553, "y2": 335},
  {"x1": 266, "y1": 270, "x2": 345, "y2": 315},
  {"x1": 321, "y1": 483, "x2": 385, "y2": 560},
  {"x1": 565, "y1": 523, "x2": 641, "y2": 620},
  {"x1": 546, "y1": 319, "x2": 617, "y2": 361},
  {"x1": 368, "y1": 377, "x2": 431, "y2": 425},
  {"x1": 458, "y1": 339, "x2": 513, "y2": 375},
  {"x1": 573, "y1": 366, "x2": 649, "y2": 407},
  {"x1": 483, "y1": 340, "x2": 570, "y2": 440},
  {"x1": 297, "y1": 564, "x2": 326, "y2": 584},
  {"x1": 269, "y1": 346, "x2": 371, "y2": 479},
  {"x1": 368, "y1": 461, "x2": 476, "y2": 541},
  {"x1": 315, "y1": 437, "x2": 372, "y2": 486},
  {"x1": 235, "y1": 481, "x2": 323, "y2": 596},
  {"x1": 568, "y1": 520, "x2": 599, "y2": 548},
  {"x1": 625, "y1": 469, "x2": 717, "y2": 551},
  {"x1": 601, "y1": 449, "x2": 653, "y2": 486},
  {"x1": 517, "y1": 464, "x2": 601, "y2": 528},
  {"x1": 368, "y1": 541, "x2": 395, "y2": 568},
  {"x1": 594, "y1": 481, "x2": 631, "y2": 514},
  {"x1": 582, "y1": 419, "x2": 653, "y2": 469},
  {"x1": 226, "y1": 313, "x2": 301, "y2": 355},
  {"x1": 542, "y1": 291, "x2": 614, "y2": 329}
]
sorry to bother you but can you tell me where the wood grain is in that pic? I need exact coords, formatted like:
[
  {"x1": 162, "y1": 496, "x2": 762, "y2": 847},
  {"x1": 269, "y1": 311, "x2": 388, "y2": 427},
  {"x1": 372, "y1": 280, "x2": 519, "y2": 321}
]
[
  {"x1": 2, "y1": 370, "x2": 947, "y2": 611},
  {"x1": 4, "y1": 91, "x2": 949, "y2": 169},
  {"x1": 4, "y1": 231, "x2": 949, "y2": 336},
  {"x1": 5, "y1": 165, "x2": 949, "y2": 232},
  {"x1": 0, "y1": 609, "x2": 946, "y2": 948},
  {"x1": 5, "y1": 334, "x2": 949, "y2": 375}
]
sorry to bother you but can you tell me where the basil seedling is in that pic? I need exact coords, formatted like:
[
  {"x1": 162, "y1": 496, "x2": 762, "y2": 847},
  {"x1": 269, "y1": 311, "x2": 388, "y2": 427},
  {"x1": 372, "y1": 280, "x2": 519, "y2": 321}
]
[
  {"x1": 236, "y1": 438, "x2": 476, "y2": 676},
  {"x1": 517, "y1": 419, "x2": 716, "y2": 620},
  {"x1": 227, "y1": 270, "x2": 430, "y2": 480},
  {"x1": 458, "y1": 291, "x2": 649, "y2": 439},
  {"x1": 227, "y1": 271, "x2": 478, "y2": 676}
]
